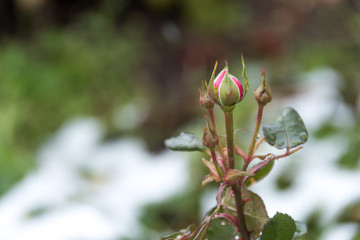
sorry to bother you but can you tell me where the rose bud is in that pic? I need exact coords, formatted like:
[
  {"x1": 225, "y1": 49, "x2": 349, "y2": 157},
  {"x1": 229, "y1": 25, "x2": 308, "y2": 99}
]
[
  {"x1": 199, "y1": 80, "x2": 214, "y2": 109},
  {"x1": 202, "y1": 115, "x2": 219, "y2": 149},
  {"x1": 254, "y1": 69, "x2": 272, "y2": 106},
  {"x1": 208, "y1": 57, "x2": 248, "y2": 107}
]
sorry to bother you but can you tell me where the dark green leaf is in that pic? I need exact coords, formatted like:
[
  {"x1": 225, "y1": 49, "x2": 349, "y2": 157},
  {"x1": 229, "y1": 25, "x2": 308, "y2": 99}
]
[
  {"x1": 261, "y1": 212, "x2": 296, "y2": 240},
  {"x1": 263, "y1": 107, "x2": 308, "y2": 149},
  {"x1": 207, "y1": 218, "x2": 239, "y2": 240},
  {"x1": 293, "y1": 221, "x2": 307, "y2": 239},
  {"x1": 165, "y1": 132, "x2": 205, "y2": 152},
  {"x1": 246, "y1": 160, "x2": 274, "y2": 187},
  {"x1": 243, "y1": 187, "x2": 270, "y2": 239},
  {"x1": 221, "y1": 187, "x2": 269, "y2": 239}
]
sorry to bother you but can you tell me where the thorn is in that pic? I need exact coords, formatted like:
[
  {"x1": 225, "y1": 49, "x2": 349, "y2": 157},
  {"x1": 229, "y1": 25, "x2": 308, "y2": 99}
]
[
  {"x1": 243, "y1": 198, "x2": 252, "y2": 204},
  {"x1": 228, "y1": 189, "x2": 235, "y2": 200}
]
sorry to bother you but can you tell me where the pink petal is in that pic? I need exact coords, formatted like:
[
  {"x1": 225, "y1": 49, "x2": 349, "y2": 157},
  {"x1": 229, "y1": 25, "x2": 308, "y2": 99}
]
[
  {"x1": 230, "y1": 75, "x2": 244, "y2": 100},
  {"x1": 214, "y1": 70, "x2": 226, "y2": 90}
]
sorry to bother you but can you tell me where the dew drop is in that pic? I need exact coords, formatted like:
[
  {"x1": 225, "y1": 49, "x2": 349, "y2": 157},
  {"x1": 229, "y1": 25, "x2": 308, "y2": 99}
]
[
  {"x1": 234, "y1": 236, "x2": 240, "y2": 240},
  {"x1": 220, "y1": 221, "x2": 226, "y2": 226},
  {"x1": 256, "y1": 134, "x2": 260, "y2": 140}
]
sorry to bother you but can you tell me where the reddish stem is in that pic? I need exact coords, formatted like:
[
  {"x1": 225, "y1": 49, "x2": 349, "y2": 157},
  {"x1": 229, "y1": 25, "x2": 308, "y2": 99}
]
[{"x1": 208, "y1": 108, "x2": 226, "y2": 165}]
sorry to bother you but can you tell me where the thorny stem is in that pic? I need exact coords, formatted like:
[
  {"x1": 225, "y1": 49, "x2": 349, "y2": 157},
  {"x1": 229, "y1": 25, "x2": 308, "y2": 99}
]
[
  {"x1": 244, "y1": 104, "x2": 264, "y2": 170},
  {"x1": 210, "y1": 149, "x2": 224, "y2": 178},
  {"x1": 241, "y1": 146, "x2": 303, "y2": 185},
  {"x1": 230, "y1": 103, "x2": 265, "y2": 240},
  {"x1": 224, "y1": 109, "x2": 250, "y2": 240},
  {"x1": 233, "y1": 185, "x2": 250, "y2": 240},
  {"x1": 208, "y1": 108, "x2": 226, "y2": 163}
]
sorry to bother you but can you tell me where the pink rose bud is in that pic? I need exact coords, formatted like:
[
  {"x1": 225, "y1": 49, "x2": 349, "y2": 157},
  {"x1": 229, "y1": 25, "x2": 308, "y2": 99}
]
[{"x1": 208, "y1": 56, "x2": 248, "y2": 107}]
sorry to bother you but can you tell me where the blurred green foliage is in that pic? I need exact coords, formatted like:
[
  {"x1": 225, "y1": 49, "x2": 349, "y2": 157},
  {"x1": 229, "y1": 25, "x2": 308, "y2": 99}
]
[
  {"x1": 0, "y1": 12, "x2": 147, "y2": 194},
  {"x1": 0, "y1": 0, "x2": 359, "y2": 239}
]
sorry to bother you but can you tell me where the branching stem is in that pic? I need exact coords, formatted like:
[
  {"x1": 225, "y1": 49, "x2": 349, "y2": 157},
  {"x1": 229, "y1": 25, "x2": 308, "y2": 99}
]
[
  {"x1": 232, "y1": 185, "x2": 250, "y2": 240},
  {"x1": 210, "y1": 149, "x2": 224, "y2": 178},
  {"x1": 223, "y1": 108, "x2": 250, "y2": 240},
  {"x1": 208, "y1": 108, "x2": 226, "y2": 165},
  {"x1": 244, "y1": 104, "x2": 264, "y2": 171}
]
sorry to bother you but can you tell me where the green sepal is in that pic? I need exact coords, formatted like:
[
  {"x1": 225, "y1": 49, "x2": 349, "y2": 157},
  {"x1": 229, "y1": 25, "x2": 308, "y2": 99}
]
[
  {"x1": 241, "y1": 53, "x2": 249, "y2": 97},
  {"x1": 208, "y1": 61, "x2": 220, "y2": 105},
  {"x1": 224, "y1": 169, "x2": 254, "y2": 185}
]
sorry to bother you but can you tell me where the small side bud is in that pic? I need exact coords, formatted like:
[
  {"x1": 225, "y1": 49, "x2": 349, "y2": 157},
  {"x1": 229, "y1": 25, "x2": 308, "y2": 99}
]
[
  {"x1": 199, "y1": 81, "x2": 214, "y2": 109},
  {"x1": 254, "y1": 69, "x2": 272, "y2": 105},
  {"x1": 202, "y1": 115, "x2": 219, "y2": 149}
]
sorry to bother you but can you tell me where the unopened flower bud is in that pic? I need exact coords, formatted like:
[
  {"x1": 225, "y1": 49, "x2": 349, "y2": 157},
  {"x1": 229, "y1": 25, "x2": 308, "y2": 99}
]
[
  {"x1": 199, "y1": 81, "x2": 214, "y2": 109},
  {"x1": 212, "y1": 63, "x2": 244, "y2": 106},
  {"x1": 254, "y1": 69, "x2": 272, "y2": 105},
  {"x1": 202, "y1": 115, "x2": 218, "y2": 149},
  {"x1": 208, "y1": 55, "x2": 249, "y2": 107}
]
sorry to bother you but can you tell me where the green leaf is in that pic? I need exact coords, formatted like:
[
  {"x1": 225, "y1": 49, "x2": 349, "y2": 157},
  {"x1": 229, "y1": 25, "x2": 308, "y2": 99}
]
[
  {"x1": 165, "y1": 132, "x2": 205, "y2": 152},
  {"x1": 246, "y1": 160, "x2": 275, "y2": 187},
  {"x1": 261, "y1": 212, "x2": 296, "y2": 240},
  {"x1": 263, "y1": 107, "x2": 308, "y2": 149},
  {"x1": 243, "y1": 188, "x2": 270, "y2": 239},
  {"x1": 221, "y1": 187, "x2": 269, "y2": 239},
  {"x1": 207, "y1": 218, "x2": 239, "y2": 240},
  {"x1": 293, "y1": 221, "x2": 307, "y2": 239}
]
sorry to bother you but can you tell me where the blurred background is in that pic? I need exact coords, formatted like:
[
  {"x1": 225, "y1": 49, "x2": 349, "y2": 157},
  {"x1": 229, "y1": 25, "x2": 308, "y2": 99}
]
[{"x1": 0, "y1": 0, "x2": 359, "y2": 239}]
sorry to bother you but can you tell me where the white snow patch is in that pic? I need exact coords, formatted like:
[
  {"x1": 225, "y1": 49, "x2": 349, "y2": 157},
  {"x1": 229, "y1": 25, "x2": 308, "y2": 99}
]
[{"x1": 0, "y1": 118, "x2": 189, "y2": 240}]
